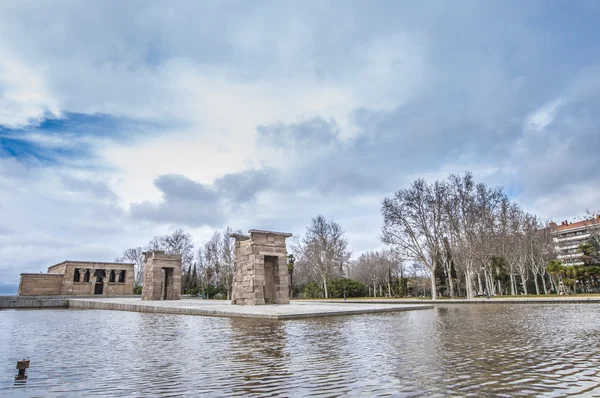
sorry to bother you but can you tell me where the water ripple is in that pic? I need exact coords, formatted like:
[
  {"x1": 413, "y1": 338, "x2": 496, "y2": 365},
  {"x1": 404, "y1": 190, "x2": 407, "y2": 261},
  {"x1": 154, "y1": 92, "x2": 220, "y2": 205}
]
[{"x1": 1, "y1": 305, "x2": 600, "y2": 397}]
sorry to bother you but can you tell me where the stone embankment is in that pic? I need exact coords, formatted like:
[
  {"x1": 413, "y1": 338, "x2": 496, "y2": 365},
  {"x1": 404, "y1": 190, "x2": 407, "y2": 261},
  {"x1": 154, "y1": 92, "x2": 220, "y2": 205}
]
[
  {"x1": 0, "y1": 295, "x2": 68, "y2": 309},
  {"x1": 0, "y1": 296, "x2": 433, "y2": 319},
  {"x1": 68, "y1": 298, "x2": 433, "y2": 320},
  {"x1": 0, "y1": 295, "x2": 136, "y2": 309}
]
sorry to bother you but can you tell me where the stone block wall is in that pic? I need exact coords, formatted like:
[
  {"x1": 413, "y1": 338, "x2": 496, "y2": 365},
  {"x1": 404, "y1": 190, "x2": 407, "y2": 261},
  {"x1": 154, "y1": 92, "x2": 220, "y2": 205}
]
[
  {"x1": 18, "y1": 274, "x2": 64, "y2": 296},
  {"x1": 231, "y1": 230, "x2": 291, "y2": 305},
  {"x1": 141, "y1": 251, "x2": 182, "y2": 300},
  {"x1": 55, "y1": 262, "x2": 134, "y2": 296},
  {"x1": 17, "y1": 261, "x2": 134, "y2": 296}
]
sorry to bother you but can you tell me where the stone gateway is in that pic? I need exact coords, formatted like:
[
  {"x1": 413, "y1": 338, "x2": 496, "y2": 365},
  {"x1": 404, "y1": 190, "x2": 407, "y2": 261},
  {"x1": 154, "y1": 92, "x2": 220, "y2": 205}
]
[
  {"x1": 230, "y1": 229, "x2": 292, "y2": 305},
  {"x1": 141, "y1": 251, "x2": 182, "y2": 300}
]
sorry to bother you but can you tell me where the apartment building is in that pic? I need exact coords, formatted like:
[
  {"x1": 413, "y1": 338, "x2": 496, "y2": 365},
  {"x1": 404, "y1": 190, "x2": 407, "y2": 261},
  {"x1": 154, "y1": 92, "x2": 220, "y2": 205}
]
[{"x1": 551, "y1": 217, "x2": 600, "y2": 266}]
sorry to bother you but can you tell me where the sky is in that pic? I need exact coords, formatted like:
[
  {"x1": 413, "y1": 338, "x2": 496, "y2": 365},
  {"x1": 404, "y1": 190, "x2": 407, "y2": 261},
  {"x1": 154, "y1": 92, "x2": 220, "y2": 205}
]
[{"x1": 1, "y1": 0, "x2": 599, "y2": 294}]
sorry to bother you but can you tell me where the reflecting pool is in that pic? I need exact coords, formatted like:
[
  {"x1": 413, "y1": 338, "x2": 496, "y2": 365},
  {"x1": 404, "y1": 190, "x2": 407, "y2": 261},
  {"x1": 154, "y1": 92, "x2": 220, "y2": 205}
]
[{"x1": 1, "y1": 304, "x2": 599, "y2": 397}]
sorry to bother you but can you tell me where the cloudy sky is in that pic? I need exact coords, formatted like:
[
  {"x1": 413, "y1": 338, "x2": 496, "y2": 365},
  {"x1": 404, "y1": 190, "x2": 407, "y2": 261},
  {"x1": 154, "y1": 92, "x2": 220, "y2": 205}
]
[{"x1": 1, "y1": 1, "x2": 599, "y2": 293}]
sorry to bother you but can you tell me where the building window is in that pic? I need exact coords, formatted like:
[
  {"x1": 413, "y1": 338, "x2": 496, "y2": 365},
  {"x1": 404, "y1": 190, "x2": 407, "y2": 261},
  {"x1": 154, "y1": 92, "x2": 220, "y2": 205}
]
[
  {"x1": 119, "y1": 270, "x2": 126, "y2": 283},
  {"x1": 109, "y1": 270, "x2": 116, "y2": 283},
  {"x1": 73, "y1": 269, "x2": 81, "y2": 282},
  {"x1": 83, "y1": 270, "x2": 90, "y2": 283}
]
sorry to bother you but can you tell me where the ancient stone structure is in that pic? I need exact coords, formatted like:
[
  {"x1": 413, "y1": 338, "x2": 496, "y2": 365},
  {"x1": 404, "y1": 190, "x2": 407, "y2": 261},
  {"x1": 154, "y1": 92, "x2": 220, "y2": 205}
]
[
  {"x1": 141, "y1": 251, "x2": 182, "y2": 300},
  {"x1": 18, "y1": 261, "x2": 134, "y2": 296},
  {"x1": 231, "y1": 229, "x2": 292, "y2": 305}
]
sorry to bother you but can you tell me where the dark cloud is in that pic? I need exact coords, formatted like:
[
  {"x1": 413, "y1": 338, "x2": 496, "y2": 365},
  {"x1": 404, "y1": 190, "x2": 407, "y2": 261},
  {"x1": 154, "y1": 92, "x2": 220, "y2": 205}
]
[
  {"x1": 257, "y1": 117, "x2": 340, "y2": 149},
  {"x1": 514, "y1": 95, "x2": 600, "y2": 199},
  {"x1": 154, "y1": 174, "x2": 218, "y2": 202},
  {"x1": 3, "y1": 0, "x2": 600, "y2": 288},
  {"x1": 130, "y1": 174, "x2": 223, "y2": 227},
  {"x1": 215, "y1": 169, "x2": 273, "y2": 203},
  {"x1": 130, "y1": 199, "x2": 224, "y2": 227},
  {"x1": 130, "y1": 170, "x2": 275, "y2": 227},
  {"x1": 61, "y1": 175, "x2": 118, "y2": 201},
  {"x1": 257, "y1": 117, "x2": 384, "y2": 196}
]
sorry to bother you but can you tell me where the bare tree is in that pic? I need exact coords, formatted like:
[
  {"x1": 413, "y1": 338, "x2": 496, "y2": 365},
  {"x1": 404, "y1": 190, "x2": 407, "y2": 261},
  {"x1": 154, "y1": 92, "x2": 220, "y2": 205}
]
[
  {"x1": 195, "y1": 247, "x2": 213, "y2": 297},
  {"x1": 382, "y1": 172, "x2": 555, "y2": 300},
  {"x1": 144, "y1": 229, "x2": 195, "y2": 292},
  {"x1": 161, "y1": 229, "x2": 195, "y2": 269},
  {"x1": 296, "y1": 215, "x2": 351, "y2": 298},
  {"x1": 204, "y1": 231, "x2": 222, "y2": 290},
  {"x1": 221, "y1": 227, "x2": 236, "y2": 300},
  {"x1": 514, "y1": 213, "x2": 529, "y2": 295},
  {"x1": 382, "y1": 179, "x2": 445, "y2": 300},
  {"x1": 115, "y1": 247, "x2": 144, "y2": 288},
  {"x1": 351, "y1": 250, "x2": 399, "y2": 297},
  {"x1": 146, "y1": 229, "x2": 195, "y2": 269}
]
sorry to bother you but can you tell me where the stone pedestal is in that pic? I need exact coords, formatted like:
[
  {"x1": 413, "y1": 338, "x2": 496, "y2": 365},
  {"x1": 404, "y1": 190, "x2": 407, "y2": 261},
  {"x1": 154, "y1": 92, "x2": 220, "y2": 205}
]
[
  {"x1": 141, "y1": 251, "x2": 182, "y2": 300},
  {"x1": 230, "y1": 230, "x2": 292, "y2": 305}
]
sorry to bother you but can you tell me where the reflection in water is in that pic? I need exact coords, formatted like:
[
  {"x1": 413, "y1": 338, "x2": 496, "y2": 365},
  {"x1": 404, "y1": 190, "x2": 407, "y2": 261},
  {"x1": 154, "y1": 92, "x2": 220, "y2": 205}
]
[
  {"x1": 0, "y1": 305, "x2": 600, "y2": 397},
  {"x1": 228, "y1": 319, "x2": 291, "y2": 396}
]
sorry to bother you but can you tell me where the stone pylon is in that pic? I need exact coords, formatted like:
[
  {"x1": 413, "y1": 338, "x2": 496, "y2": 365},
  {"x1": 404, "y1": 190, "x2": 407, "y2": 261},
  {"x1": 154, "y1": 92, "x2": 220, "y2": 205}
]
[
  {"x1": 230, "y1": 230, "x2": 292, "y2": 305},
  {"x1": 141, "y1": 251, "x2": 182, "y2": 300}
]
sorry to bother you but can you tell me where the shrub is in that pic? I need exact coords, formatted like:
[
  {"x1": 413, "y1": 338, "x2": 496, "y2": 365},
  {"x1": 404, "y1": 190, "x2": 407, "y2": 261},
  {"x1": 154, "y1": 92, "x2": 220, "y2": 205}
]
[
  {"x1": 328, "y1": 278, "x2": 367, "y2": 298},
  {"x1": 302, "y1": 282, "x2": 323, "y2": 299}
]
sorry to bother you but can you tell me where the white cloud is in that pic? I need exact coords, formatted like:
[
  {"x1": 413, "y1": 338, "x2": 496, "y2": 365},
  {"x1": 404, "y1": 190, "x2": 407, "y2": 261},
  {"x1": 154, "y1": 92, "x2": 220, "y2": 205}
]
[
  {"x1": 1, "y1": 1, "x2": 600, "y2": 292},
  {"x1": 0, "y1": 47, "x2": 60, "y2": 127},
  {"x1": 526, "y1": 99, "x2": 564, "y2": 132}
]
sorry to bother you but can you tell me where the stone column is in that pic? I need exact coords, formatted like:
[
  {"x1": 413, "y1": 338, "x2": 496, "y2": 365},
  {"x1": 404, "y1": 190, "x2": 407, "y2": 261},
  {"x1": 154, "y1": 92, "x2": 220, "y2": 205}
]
[
  {"x1": 82, "y1": 269, "x2": 90, "y2": 293},
  {"x1": 90, "y1": 269, "x2": 97, "y2": 295}
]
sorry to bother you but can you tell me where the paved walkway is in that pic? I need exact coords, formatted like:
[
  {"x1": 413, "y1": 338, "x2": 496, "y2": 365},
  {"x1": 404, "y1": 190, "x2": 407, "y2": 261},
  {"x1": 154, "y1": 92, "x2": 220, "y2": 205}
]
[{"x1": 68, "y1": 298, "x2": 433, "y2": 319}]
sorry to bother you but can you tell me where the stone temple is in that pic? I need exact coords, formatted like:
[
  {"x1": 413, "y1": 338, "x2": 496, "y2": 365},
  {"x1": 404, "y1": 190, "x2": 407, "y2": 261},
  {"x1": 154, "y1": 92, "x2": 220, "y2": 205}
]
[
  {"x1": 230, "y1": 229, "x2": 292, "y2": 305},
  {"x1": 18, "y1": 261, "x2": 134, "y2": 296}
]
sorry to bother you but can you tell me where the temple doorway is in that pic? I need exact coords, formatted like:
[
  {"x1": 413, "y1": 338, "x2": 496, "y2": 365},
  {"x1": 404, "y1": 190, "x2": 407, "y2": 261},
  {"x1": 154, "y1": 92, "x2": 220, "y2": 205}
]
[
  {"x1": 94, "y1": 270, "x2": 105, "y2": 295},
  {"x1": 161, "y1": 268, "x2": 174, "y2": 300},
  {"x1": 263, "y1": 256, "x2": 279, "y2": 304}
]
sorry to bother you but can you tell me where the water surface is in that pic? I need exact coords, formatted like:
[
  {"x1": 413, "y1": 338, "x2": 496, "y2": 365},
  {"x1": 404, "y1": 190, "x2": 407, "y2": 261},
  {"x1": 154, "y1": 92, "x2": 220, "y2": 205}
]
[{"x1": 1, "y1": 304, "x2": 599, "y2": 397}]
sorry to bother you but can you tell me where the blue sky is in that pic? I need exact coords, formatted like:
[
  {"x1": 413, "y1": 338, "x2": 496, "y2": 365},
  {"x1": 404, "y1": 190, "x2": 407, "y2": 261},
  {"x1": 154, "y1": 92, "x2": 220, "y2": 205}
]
[{"x1": 1, "y1": 0, "x2": 599, "y2": 294}]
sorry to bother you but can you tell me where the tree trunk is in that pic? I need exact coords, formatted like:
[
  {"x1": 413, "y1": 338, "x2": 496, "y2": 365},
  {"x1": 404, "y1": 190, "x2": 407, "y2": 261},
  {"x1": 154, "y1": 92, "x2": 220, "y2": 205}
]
[
  {"x1": 549, "y1": 275, "x2": 556, "y2": 293},
  {"x1": 540, "y1": 273, "x2": 548, "y2": 295},
  {"x1": 430, "y1": 271, "x2": 437, "y2": 300},
  {"x1": 520, "y1": 273, "x2": 528, "y2": 295},
  {"x1": 465, "y1": 270, "x2": 472, "y2": 299},
  {"x1": 323, "y1": 277, "x2": 328, "y2": 299},
  {"x1": 509, "y1": 273, "x2": 516, "y2": 296},
  {"x1": 486, "y1": 270, "x2": 495, "y2": 296},
  {"x1": 477, "y1": 272, "x2": 483, "y2": 295},
  {"x1": 534, "y1": 275, "x2": 540, "y2": 295},
  {"x1": 448, "y1": 273, "x2": 455, "y2": 298}
]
